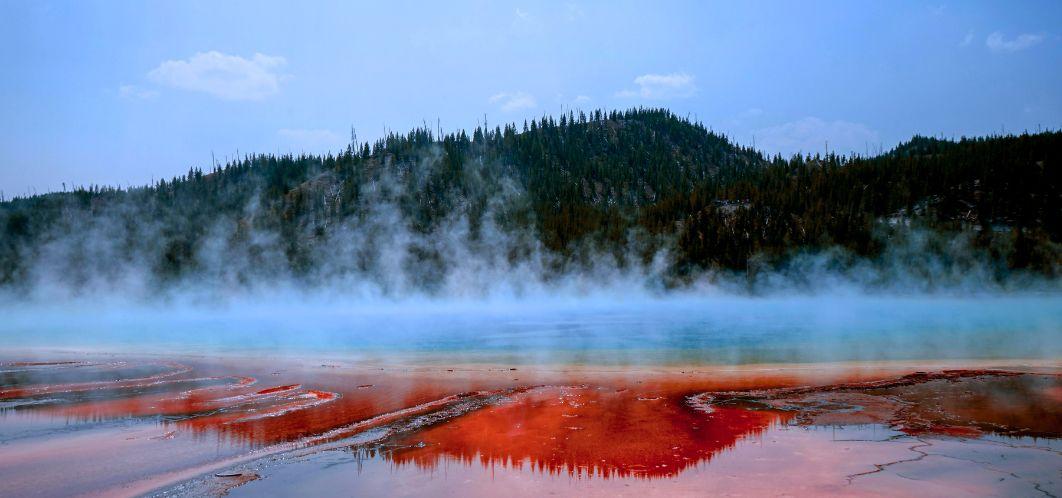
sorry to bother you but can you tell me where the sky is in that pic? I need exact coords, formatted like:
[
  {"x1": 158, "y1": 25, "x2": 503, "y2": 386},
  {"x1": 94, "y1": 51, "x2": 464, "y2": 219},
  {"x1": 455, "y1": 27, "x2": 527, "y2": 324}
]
[{"x1": 1, "y1": 0, "x2": 1060, "y2": 196}]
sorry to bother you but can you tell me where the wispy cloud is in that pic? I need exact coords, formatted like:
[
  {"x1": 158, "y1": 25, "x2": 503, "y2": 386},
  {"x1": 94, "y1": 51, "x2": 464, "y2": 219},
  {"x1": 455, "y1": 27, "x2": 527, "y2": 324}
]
[
  {"x1": 147, "y1": 51, "x2": 287, "y2": 100},
  {"x1": 572, "y1": 95, "x2": 591, "y2": 105},
  {"x1": 277, "y1": 128, "x2": 345, "y2": 152},
  {"x1": 489, "y1": 91, "x2": 536, "y2": 112},
  {"x1": 118, "y1": 84, "x2": 158, "y2": 100},
  {"x1": 512, "y1": 7, "x2": 538, "y2": 30},
  {"x1": 564, "y1": 3, "x2": 585, "y2": 22},
  {"x1": 615, "y1": 72, "x2": 696, "y2": 100},
  {"x1": 739, "y1": 107, "x2": 764, "y2": 119},
  {"x1": 755, "y1": 117, "x2": 880, "y2": 157},
  {"x1": 959, "y1": 30, "x2": 975, "y2": 47},
  {"x1": 985, "y1": 32, "x2": 1044, "y2": 53}
]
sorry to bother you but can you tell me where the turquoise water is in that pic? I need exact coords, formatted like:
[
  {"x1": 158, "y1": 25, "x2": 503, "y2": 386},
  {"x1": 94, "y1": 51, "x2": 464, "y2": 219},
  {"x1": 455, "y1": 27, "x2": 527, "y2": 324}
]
[{"x1": 4, "y1": 295, "x2": 1060, "y2": 365}]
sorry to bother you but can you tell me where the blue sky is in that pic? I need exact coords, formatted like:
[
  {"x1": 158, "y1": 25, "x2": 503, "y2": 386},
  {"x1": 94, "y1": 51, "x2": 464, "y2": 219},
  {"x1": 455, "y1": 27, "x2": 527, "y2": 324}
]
[{"x1": 1, "y1": 0, "x2": 1060, "y2": 196}]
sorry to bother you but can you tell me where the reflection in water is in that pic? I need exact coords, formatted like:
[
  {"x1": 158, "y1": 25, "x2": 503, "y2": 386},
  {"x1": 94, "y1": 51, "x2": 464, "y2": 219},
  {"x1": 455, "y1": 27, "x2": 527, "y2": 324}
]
[
  {"x1": 1, "y1": 356, "x2": 1059, "y2": 497},
  {"x1": 0, "y1": 357, "x2": 809, "y2": 451},
  {"x1": 228, "y1": 423, "x2": 1062, "y2": 498},
  {"x1": 388, "y1": 386, "x2": 792, "y2": 479}
]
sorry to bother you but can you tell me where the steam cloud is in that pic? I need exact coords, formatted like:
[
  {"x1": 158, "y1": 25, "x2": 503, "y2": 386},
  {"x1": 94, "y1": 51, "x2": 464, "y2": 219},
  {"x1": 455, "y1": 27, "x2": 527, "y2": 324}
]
[{"x1": 3, "y1": 139, "x2": 1057, "y2": 310}]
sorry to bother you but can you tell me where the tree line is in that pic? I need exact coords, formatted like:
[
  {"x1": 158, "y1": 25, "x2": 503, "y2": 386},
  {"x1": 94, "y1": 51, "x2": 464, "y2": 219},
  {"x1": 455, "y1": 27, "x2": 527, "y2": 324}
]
[{"x1": 1, "y1": 108, "x2": 1058, "y2": 292}]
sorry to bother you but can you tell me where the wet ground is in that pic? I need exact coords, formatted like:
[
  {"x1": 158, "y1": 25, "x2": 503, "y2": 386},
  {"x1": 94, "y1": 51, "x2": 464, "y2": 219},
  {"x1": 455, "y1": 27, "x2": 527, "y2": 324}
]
[{"x1": 0, "y1": 353, "x2": 1058, "y2": 497}]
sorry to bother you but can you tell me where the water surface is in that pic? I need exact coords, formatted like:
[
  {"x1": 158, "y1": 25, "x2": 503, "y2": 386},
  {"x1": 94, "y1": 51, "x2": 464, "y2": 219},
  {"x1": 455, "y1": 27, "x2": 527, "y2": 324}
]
[{"x1": 6, "y1": 295, "x2": 1060, "y2": 365}]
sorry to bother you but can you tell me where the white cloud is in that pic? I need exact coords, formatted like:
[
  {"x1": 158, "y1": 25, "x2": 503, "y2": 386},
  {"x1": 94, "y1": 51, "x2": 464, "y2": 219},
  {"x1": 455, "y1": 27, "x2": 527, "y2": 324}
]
[
  {"x1": 725, "y1": 108, "x2": 766, "y2": 128},
  {"x1": 615, "y1": 72, "x2": 696, "y2": 100},
  {"x1": 489, "y1": 91, "x2": 537, "y2": 112},
  {"x1": 960, "y1": 30, "x2": 974, "y2": 47},
  {"x1": 572, "y1": 95, "x2": 591, "y2": 105},
  {"x1": 278, "y1": 129, "x2": 345, "y2": 152},
  {"x1": 755, "y1": 117, "x2": 880, "y2": 157},
  {"x1": 739, "y1": 107, "x2": 764, "y2": 119},
  {"x1": 118, "y1": 84, "x2": 158, "y2": 100},
  {"x1": 147, "y1": 51, "x2": 286, "y2": 100},
  {"x1": 564, "y1": 3, "x2": 585, "y2": 21},
  {"x1": 985, "y1": 32, "x2": 1044, "y2": 53},
  {"x1": 511, "y1": 7, "x2": 545, "y2": 32}
]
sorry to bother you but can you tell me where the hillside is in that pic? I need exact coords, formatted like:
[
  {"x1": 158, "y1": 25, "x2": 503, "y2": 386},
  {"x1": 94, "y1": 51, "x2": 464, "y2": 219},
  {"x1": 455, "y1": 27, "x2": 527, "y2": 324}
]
[{"x1": 1, "y1": 108, "x2": 1059, "y2": 296}]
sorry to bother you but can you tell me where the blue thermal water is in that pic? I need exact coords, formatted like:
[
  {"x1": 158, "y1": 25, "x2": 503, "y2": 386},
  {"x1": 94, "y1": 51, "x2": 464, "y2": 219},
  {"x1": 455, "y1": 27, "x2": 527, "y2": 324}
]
[{"x1": 3, "y1": 295, "x2": 1060, "y2": 365}]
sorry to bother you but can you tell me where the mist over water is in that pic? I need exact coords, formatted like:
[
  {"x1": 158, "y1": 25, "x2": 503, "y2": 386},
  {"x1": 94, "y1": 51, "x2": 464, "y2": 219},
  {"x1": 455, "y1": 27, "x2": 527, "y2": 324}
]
[
  {"x1": 4, "y1": 188, "x2": 1059, "y2": 367},
  {"x1": 5, "y1": 195, "x2": 1059, "y2": 366},
  {"x1": 1, "y1": 115, "x2": 1058, "y2": 368}
]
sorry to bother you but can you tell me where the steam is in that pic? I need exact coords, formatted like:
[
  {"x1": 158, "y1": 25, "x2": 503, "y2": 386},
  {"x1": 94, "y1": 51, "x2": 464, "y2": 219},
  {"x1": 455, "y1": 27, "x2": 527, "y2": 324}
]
[
  {"x1": 2, "y1": 158, "x2": 1058, "y2": 365},
  {"x1": 1, "y1": 137, "x2": 1058, "y2": 312}
]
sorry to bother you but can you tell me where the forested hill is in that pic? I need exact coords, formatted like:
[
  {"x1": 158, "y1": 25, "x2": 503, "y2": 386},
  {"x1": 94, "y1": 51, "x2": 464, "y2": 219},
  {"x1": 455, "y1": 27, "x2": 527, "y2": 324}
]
[{"x1": 1, "y1": 108, "x2": 1059, "y2": 296}]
